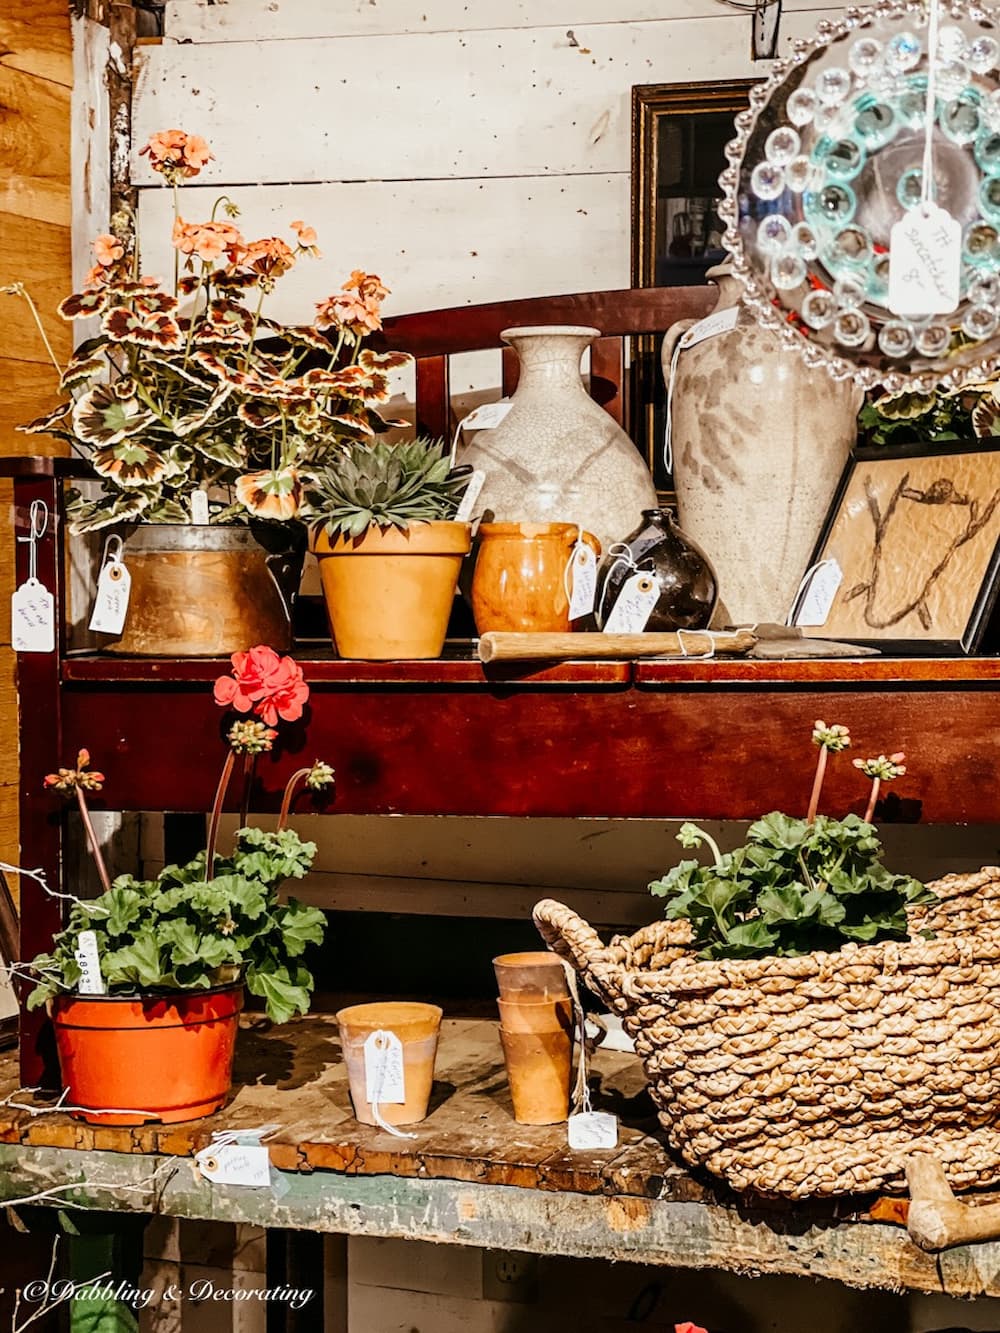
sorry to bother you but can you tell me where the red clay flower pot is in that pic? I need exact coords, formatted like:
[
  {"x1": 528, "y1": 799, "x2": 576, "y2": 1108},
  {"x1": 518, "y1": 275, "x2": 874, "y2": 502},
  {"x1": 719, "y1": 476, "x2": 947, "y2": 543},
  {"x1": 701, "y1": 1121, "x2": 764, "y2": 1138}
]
[{"x1": 51, "y1": 985, "x2": 243, "y2": 1125}]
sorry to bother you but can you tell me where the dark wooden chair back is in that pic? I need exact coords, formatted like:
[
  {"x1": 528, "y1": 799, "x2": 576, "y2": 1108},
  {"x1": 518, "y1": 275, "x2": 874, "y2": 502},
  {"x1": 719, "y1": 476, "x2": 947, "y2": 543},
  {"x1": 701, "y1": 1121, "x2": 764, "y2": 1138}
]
[{"x1": 376, "y1": 286, "x2": 717, "y2": 439}]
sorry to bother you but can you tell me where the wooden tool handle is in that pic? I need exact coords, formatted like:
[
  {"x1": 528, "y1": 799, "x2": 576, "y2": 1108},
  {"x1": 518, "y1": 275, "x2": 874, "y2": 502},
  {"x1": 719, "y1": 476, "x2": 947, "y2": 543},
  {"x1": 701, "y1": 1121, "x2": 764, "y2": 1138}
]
[{"x1": 477, "y1": 630, "x2": 757, "y2": 663}]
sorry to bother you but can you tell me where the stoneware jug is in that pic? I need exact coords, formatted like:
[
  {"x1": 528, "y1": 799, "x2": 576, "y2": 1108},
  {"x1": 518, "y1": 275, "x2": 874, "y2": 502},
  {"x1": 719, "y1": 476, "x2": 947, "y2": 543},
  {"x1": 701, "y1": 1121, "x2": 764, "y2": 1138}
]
[
  {"x1": 662, "y1": 265, "x2": 863, "y2": 627},
  {"x1": 461, "y1": 325, "x2": 658, "y2": 554},
  {"x1": 471, "y1": 521, "x2": 601, "y2": 634}
]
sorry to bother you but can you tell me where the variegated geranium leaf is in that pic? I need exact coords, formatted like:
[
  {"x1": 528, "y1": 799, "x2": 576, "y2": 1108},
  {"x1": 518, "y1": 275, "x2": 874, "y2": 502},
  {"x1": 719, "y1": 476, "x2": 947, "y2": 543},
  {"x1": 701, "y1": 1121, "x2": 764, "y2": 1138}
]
[
  {"x1": 60, "y1": 354, "x2": 106, "y2": 392},
  {"x1": 235, "y1": 468, "x2": 301, "y2": 520},
  {"x1": 101, "y1": 306, "x2": 184, "y2": 350},
  {"x1": 73, "y1": 383, "x2": 154, "y2": 446},
  {"x1": 973, "y1": 395, "x2": 1000, "y2": 439},
  {"x1": 20, "y1": 402, "x2": 73, "y2": 433},
  {"x1": 172, "y1": 382, "x2": 234, "y2": 437},
  {"x1": 358, "y1": 348, "x2": 412, "y2": 372},
  {"x1": 59, "y1": 289, "x2": 110, "y2": 320},
  {"x1": 189, "y1": 435, "x2": 244, "y2": 468},
  {"x1": 238, "y1": 399, "x2": 283, "y2": 430},
  {"x1": 67, "y1": 488, "x2": 151, "y2": 534},
  {"x1": 92, "y1": 440, "x2": 168, "y2": 487}
]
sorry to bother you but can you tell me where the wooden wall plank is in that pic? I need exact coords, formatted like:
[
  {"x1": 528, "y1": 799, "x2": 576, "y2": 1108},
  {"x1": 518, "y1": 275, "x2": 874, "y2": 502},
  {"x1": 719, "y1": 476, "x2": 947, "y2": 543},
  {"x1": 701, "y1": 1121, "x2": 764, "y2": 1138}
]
[
  {"x1": 0, "y1": 214, "x2": 72, "y2": 364},
  {"x1": 71, "y1": 16, "x2": 112, "y2": 292},
  {"x1": 0, "y1": 0, "x2": 73, "y2": 87},
  {"x1": 0, "y1": 66, "x2": 70, "y2": 229},
  {"x1": 164, "y1": 0, "x2": 853, "y2": 43},
  {"x1": 137, "y1": 174, "x2": 630, "y2": 322},
  {"x1": 0, "y1": 360, "x2": 65, "y2": 454},
  {"x1": 132, "y1": 16, "x2": 826, "y2": 186}
]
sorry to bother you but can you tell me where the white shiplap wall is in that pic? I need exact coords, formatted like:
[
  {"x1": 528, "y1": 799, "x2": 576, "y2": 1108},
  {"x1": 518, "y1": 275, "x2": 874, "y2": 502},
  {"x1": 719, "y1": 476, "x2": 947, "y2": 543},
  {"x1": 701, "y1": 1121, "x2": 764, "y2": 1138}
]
[{"x1": 136, "y1": 0, "x2": 856, "y2": 327}]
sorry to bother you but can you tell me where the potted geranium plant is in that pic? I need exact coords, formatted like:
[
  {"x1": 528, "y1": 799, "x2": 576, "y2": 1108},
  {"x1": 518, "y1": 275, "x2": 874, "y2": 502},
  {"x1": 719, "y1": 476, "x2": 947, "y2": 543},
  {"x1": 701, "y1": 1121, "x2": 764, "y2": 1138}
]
[
  {"x1": 25, "y1": 645, "x2": 333, "y2": 1125},
  {"x1": 3, "y1": 127, "x2": 410, "y2": 657},
  {"x1": 305, "y1": 437, "x2": 473, "y2": 659}
]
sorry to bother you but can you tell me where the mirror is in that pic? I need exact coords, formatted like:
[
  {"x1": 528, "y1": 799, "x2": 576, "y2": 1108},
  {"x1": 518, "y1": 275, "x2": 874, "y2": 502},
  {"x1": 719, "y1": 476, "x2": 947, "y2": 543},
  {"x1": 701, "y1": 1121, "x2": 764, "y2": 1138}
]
[{"x1": 631, "y1": 80, "x2": 755, "y2": 485}]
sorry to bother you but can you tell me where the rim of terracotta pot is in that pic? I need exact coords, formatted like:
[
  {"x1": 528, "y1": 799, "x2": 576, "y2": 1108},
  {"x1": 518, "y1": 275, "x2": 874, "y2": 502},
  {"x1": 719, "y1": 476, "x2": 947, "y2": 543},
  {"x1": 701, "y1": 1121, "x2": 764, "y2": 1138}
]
[
  {"x1": 310, "y1": 520, "x2": 471, "y2": 557},
  {"x1": 477, "y1": 521, "x2": 592, "y2": 540},
  {"x1": 500, "y1": 325, "x2": 600, "y2": 342}
]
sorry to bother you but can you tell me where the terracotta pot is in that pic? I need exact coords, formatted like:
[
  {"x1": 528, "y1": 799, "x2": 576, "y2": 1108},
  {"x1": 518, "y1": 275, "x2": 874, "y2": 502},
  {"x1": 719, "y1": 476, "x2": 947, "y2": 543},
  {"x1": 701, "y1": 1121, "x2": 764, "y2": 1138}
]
[
  {"x1": 336, "y1": 1001, "x2": 443, "y2": 1127},
  {"x1": 498, "y1": 1027, "x2": 572, "y2": 1125},
  {"x1": 497, "y1": 995, "x2": 574, "y2": 1035},
  {"x1": 662, "y1": 265, "x2": 862, "y2": 626},
  {"x1": 471, "y1": 523, "x2": 601, "y2": 634},
  {"x1": 51, "y1": 985, "x2": 243, "y2": 1126},
  {"x1": 104, "y1": 525, "x2": 301, "y2": 657},
  {"x1": 493, "y1": 951, "x2": 569, "y2": 1000},
  {"x1": 458, "y1": 326, "x2": 658, "y2": 553},
  {"x1": 310, "y1": 522, "x2": 471, "y2": 660}
]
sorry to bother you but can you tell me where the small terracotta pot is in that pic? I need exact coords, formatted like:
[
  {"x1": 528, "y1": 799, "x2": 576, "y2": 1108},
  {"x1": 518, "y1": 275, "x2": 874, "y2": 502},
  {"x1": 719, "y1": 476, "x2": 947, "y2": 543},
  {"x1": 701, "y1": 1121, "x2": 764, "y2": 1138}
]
[
  {"x1": 499, "y1": 1028, "x2": 572, "y2": 1125},
  {"x1": 310, "y1": 522, "x2": 471, "y2": 660},
  {"x1": 471, "y1": 522, "x2": 600, "y2": 634},
  {"x1": 497, "y1": 996, "x2": 574, "y2": 1035},
  {"x1": 493, "y1": 951, "x2": 569, "y2": 1000},
  {"x1": 336, "y1": 1001, "x2": 443, "y2": 1126},
  {"x1": 51, "y1": 985, "x2": 243, "y2": 1126}
]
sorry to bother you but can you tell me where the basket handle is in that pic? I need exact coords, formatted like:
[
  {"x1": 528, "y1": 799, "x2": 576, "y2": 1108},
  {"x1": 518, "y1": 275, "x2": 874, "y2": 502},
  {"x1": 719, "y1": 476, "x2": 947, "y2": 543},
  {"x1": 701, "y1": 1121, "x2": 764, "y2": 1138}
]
[{"x1": 532, "y1": 899, "x2": 610, "y2": 983}]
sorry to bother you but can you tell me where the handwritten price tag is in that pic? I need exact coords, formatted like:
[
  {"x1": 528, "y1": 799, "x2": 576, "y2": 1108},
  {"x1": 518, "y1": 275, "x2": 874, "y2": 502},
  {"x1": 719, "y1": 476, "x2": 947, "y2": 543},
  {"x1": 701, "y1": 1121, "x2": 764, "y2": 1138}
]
[
  {"x1": 602, "y1": 573, "x2": 659, "y2": 634},
  {"x1": 89, "y1": 560, "x2": 131, "y2": 635},
  {"x1": 889, "y1": 204, "x2": 961, "y2": 317},
  {"x1": 568, "y1": 1111, "x2": 619, "y2": 1151},
  {"x1": 364, "y1": 1030, "x2": 406, "y2": 1105},
  {"x1": 568, "y1": 544, "x2": 598, "y2": 620},
  {"x1": 11, "y1": 580, "x2": 55, "y2": 653},
  {"x1": 455, "y1": 469, "x2": 486, "y2": 522},
  {"x1": 196, "y1": 1144, "x2": 271, "y2": 1187},
  {"x1": 680, "y1": 305, "x2": 739, "y2": 348},
  {"x1": 74, "y1": 930, "x2": 105, "y2": 995},
  {"x1": 459, "y1": 401, "x2": 513, "y2": 432},
  {"x1": 792, "y1": 558, "x2": 843, "y2": 628}
]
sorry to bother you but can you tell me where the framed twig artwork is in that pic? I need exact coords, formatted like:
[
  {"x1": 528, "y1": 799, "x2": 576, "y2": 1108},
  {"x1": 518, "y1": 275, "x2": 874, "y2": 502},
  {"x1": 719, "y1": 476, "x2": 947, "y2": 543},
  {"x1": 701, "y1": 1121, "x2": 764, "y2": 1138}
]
[{"x1": 797, "y1": 440, "x2": 1000, "y2": 655}]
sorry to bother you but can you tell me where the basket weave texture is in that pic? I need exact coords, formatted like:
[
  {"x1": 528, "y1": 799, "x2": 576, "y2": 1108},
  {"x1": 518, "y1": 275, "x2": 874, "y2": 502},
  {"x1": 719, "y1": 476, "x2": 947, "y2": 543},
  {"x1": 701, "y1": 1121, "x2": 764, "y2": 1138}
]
[{"x1": 534, "y1": 867, "x2": 1000, "y2": 1198}]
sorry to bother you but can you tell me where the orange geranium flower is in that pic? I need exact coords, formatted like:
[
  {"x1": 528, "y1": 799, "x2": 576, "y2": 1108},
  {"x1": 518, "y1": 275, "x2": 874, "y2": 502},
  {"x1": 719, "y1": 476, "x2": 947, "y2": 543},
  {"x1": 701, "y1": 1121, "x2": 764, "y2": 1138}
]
[
  {"x1": 228, "y1": 236, "x2": 297, "y2": 290},
  {"x1": 172, "y1": 217, "x2": 245, "y2": 264},
  {"x1": 315, "y1": 271, "x2": 390, "y2": 336},
  {"x1": 344, "y1": 270, "x2": 390, "y2": 304},
  {"x1": 93, "y1": 233, "x2": 124, "y2": 267},
  {"x1": 290, "y1": 219, "x2": 319, "y2": 249},
  {"x1": 140, "y1": 129, "x2": 213, "y2": 182}
]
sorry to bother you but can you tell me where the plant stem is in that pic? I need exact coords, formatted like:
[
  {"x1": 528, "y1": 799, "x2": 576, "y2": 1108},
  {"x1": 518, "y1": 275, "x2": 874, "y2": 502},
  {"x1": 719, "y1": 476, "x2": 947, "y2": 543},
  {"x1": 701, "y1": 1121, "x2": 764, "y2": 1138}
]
[
  {"x1": 8, "y1": 286, "x2": 64, "y2": 382},
  {"x1": 239, "y1": 754, "x2": 255, "y2": 827},
  {"x1": 244, "y1": 285, "x2": 267, "y2": 372},
  {"x1": 75, "y1": 788, "x2": 111, "y2": 894},
  {"x1": 701, "y1": 829, "x2": 724, "y2": 869},
  {"x1": 172, "y1": 182, "x2": 180, "y2": 295},
  {"x1": 206, "y1": 750, "x2": 236, "y2": 881},
  {"x1": 807, "y1": 748, "x2": 828, "y2": 824},
  {"x1": 864, "y1": 778, "x2": 881, "y2": 825},
  {"x1": 277, "y1": 769, "x2": 311, "y2": 831}
]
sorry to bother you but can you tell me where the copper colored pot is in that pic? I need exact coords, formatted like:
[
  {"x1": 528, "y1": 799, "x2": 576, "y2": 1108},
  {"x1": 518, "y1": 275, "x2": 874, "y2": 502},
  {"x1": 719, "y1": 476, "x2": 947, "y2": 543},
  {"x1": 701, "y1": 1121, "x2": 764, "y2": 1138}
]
[
  {"x1": 103, "y1": 525, "x2": 301, "y2": 657},
  {"x1": 471, "y1": 522, "x2": 600, "y2": 634}
]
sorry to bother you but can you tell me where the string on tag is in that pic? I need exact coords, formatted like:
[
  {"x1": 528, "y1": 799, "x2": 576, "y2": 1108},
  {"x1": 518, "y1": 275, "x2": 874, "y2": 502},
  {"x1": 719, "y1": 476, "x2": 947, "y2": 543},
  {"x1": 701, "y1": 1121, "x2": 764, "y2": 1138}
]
[
  {"x1": 921, "y1": 0, "x2": 942, "y2": 212},
  {"x1": 561, "y1": 961, "x2": 592, "y2": 1116},
  {"x1": 368, "y1": 1029, "x2": 417, "y2": 1141},
  {"x1": 663, "y1": 336, "x2": 687, "y2": 478},
  {"x1": 98, "y1": 533, "x2": 124, "y2": 573},
  {"x1": 563, "y1": 520, "x2": 584, "y2": 604},
  {"x1": 676, "y1": 628, "x2": 717, "y2": 660},
  {"x1": 17, "y1": 500, "x2": 48, "y2": 585}
]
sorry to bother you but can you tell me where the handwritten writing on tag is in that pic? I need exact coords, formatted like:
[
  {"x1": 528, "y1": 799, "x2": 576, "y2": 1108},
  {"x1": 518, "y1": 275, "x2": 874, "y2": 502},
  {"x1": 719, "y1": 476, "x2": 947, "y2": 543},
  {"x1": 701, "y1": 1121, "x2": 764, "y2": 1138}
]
[
  {"x1": 196, "y1": 1144, "x2": 271, "y2": 1187},
  {"x1": 459, "y1": 400, "x2": 513, "y2": 432},
  {"x1": 11, "y1": 580, "x2": 55, "y2": 653},
  {"x1": 602, "y1": 573, "x2": 660, "y2": 634},
  {"x1": 89, "y1": 561, "x2": 131, "y2": 635},
  {"x1": 364, "y1": 1029, "x2": 406, "y2": 1105},
  {"x1": 889, "y1": 204, "x2": 961, "y2": 317},
  {"x1": 568, "y1": 544, "x2": 598, "y2": 620},
  {"x1": 568, "y1": 1111, "x2": 619, "y2": 1151},
  {"x1": 680, "y1": 304, "x2": 739, "y2": 348},
  {"x1": 455, "y1": 469, "x2": 486, "y2": 523},
  {"x1": 792, "y1": 558, "x2": 843, "y2": 628},
  {"x1": 190, "y1": 491, "x2": 210, "y2": 525},
  {"x1": 74, "y1": 930, "x2": 105, "y2": 995}
]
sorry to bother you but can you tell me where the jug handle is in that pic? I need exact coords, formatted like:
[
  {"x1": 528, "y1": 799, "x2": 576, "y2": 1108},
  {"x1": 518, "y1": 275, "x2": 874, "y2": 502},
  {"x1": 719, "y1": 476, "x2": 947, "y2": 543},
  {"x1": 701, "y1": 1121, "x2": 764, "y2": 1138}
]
[
  {"x1": 264, "y1": 551, "x2": 301, "y2": 627},
  {"x1": 660, "y1": 319, "x2": 697, "y2": 386}
]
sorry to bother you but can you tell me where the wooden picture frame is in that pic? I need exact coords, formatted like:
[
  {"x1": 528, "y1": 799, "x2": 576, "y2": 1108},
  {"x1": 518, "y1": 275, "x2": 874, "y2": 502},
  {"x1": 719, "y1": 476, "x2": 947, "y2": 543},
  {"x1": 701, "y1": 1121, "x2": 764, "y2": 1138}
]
[
  {"x1": 794, "y1": 439, "x2": 1000, "y2": 655},
  {"x1": 630, "y1": 80, "x2": 755, "y2": 486}
]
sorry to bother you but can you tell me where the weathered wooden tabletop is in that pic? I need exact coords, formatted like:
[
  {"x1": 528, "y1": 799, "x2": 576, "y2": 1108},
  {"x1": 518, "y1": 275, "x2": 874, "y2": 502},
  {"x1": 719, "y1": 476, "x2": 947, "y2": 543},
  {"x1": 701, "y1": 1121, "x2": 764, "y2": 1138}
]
[{"x1": 3, "y1": 1014, "x2": 1000, "y2": 1299}]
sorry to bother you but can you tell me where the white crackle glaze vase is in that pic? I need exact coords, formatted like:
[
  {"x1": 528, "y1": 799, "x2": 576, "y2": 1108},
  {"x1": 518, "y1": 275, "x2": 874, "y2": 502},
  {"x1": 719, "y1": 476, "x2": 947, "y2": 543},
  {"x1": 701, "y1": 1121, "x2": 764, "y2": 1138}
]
[
  {"x1": 662, "y1": 266, "x2": 863, "y2": 627},
  {"x1": 460, "y1": 325, "x2": 658, "y2": 553}
]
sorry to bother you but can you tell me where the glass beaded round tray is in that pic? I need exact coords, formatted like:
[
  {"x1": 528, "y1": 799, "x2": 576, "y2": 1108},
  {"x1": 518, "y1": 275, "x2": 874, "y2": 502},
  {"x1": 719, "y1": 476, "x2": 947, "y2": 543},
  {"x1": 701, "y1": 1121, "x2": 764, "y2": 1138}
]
[{"x1": 719, "y1": 0, "x2": 1000, "y2": 392}]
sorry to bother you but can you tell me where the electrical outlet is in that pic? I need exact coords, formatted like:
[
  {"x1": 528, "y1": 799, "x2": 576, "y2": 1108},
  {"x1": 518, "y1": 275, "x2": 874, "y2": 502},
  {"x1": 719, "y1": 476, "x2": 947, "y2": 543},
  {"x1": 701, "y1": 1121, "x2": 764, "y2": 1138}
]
[{"x1": 482, "y1": 1250, "x2": 539, "y2": 1303}]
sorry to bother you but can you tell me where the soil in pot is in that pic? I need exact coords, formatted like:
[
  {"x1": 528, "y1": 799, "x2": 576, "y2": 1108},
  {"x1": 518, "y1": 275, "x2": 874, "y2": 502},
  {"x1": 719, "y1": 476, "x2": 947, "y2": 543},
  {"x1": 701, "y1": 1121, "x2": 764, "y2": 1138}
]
[
  {"x1": 51, "y1": 985, "x2": 243, "y2": 1125},
  {"x1": 310, "y1": 521, "x2": 471, "y2": 660}
]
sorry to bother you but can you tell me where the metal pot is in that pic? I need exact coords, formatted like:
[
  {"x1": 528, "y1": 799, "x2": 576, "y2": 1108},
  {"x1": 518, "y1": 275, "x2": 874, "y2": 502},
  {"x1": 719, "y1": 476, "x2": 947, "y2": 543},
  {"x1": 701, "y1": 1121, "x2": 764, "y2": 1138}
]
[{"x1": 104, "y1": 524, "x2": 302, "y2": 657}]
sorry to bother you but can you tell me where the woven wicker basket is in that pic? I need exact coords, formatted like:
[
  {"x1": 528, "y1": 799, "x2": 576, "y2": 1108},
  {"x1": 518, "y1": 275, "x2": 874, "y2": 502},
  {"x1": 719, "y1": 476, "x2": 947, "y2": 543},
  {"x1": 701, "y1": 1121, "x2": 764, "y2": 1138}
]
[{"x1": 534, "y1": 867, "x2": 1000, "y2": 1199}]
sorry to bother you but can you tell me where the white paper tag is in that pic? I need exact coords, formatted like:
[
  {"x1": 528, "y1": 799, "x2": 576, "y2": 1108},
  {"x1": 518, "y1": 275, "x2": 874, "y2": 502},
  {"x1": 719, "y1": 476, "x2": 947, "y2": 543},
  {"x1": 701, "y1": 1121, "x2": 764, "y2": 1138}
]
[
  {"x1": 190, "y1": 490, "x2": 210, "y2": 525},
  {"x1": 74, "y1": 930, "x2": 105, "y2": 995},
  {"x1": 196, "y1": 1143, "x2": 271, "y2": 1188},
  {"x1": 680, "y1": 305, "x2": 739, "y2": 348},
  {"x1": 88, "y1": 560, "x2": 131, "y2": 635},
  {"x1": 364, "y1": 1029, "x2": 406, "y2": 1105},
  {"x1": 11, "y1": 580, "x2": 55, "y2": 653},
  {"x1": 792, "y1": 558, "x2": 843, "y2": 628},
  {"x1": 568, "y1": 544, "x2": 598, "y2": 620},
  {"x1": 602, "y1": 573, "x2": 659, "y2": 634},
  {"x1": 888, "y1": 204, "x2": 962, "y2": 316},
  {"x1": 459, "y1": 400, "x2": 513, "y2": 432},
  {"x1": 568, "y1": 1111, "x2": 619, "y2": 1151},
  {"x1": 455, "y1": 469, "x2": 486, "y2": 523}
]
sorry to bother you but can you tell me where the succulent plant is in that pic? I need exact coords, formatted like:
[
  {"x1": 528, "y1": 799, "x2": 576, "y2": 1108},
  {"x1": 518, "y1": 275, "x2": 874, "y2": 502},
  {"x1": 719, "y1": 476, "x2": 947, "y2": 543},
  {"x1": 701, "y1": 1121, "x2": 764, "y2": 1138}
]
[{"x1": 305, "y1": 438, "x2": 472, "y2": 538}]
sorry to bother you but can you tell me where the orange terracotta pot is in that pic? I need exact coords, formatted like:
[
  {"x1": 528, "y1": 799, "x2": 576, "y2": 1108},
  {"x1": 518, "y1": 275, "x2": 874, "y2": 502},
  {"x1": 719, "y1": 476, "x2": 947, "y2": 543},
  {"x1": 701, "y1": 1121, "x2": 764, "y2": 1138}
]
[
  {"x1": 471, "y1": 522, "x2": 601, "y2": 634},
  {"x1": 499, "y1": 1028, "x2": 572, "y2": 1125},
  {"x1": 337, "y1": 1001, "x2": 443, "y2": 1127},
  {"x1": 51, "y1": 985, "x2": 243, "y2": 1126},
  {"x1": 310, "y1": 522, "x2": 471, "y2": 660},
  {"x1": 497, "y1": 996, "x2": 574, "y2": 1035},
  {"x1": 493, "y1": 950, "x2": 569, "y2": 1000}
]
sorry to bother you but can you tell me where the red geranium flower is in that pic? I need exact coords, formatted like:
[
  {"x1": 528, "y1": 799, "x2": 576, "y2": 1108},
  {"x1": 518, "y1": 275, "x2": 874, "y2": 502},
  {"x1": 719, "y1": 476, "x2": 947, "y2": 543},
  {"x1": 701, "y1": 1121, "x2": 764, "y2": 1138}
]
[{"x1": 213, "y1": 645, "x2": 309, "y2": 726}]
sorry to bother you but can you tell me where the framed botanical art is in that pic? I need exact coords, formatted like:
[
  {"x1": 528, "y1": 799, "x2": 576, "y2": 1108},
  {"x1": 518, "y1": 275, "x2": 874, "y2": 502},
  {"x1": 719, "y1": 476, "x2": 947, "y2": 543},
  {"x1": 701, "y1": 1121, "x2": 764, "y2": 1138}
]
[{"x1": 795, "y1": 441, "x2": 1000, "y2": 654}]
